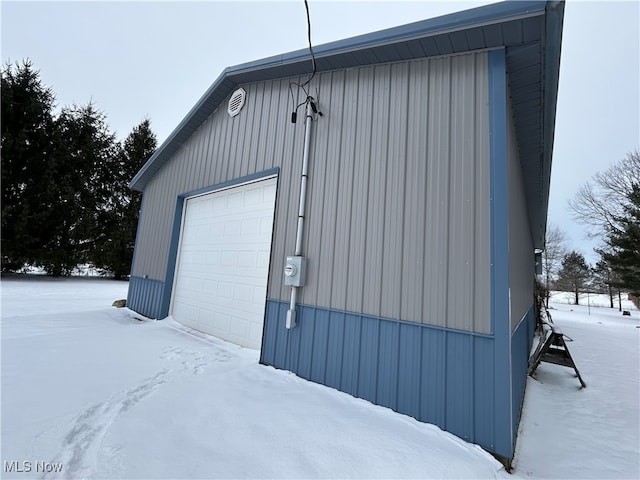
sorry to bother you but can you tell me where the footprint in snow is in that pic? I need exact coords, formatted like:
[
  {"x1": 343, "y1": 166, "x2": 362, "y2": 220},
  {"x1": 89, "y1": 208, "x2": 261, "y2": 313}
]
[
  {"x1": 160, "y1": 345, "x2": 230, "y2": 375},
  {"x1": 48, "y1": 369, "x2": 170, "y2": 480}
]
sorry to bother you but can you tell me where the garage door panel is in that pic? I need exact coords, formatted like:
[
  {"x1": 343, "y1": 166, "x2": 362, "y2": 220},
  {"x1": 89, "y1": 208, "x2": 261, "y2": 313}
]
[
  {"x1": 175, "y1": 281, "x2": 271, "y2": 310},
  {"x1": 204, "y1": 251, "x2": 221, "y2": 266},
  {"x1": 202, "y1": 279, "x2": 217, "y2": 294},
  {"x1": 243, "y1": 185, "x2": 262, "y2": 203},
  {"x1": 173, "y1": 302, "x2": 198, "y2": 324},
  {"x1": 200, "y1": 303, "x2": 256, "y2": 318},
  {"x1": 237, "y1": 251, "x2": 257, "y2": 268},
  {"x1": 241, "y1": 218, "x2": 261, "y2": 236},
  {"x1": 233, "y1": 283, "x2": 253, "y2": 301},
  {"x1": 213, "y1": 311, "x2": 231, "y2": 332},
  {"x1": 257, "y1": 250, "x2": 271, "y2": 269},
  {"x1": 249, "y1": 322, "x2": 264, "y2": 345},
  {"x1": 197, "y1": 308, "x2": 215, "y2": 326},
  {"x1": 171, "y1": 177, "x2": 277, "y2": 350},
  {"x1": 260, "y1": 216, "x2": 274, "y2": 234},
  {"x1": 223, "y1": 220, "x2": 241, "y2": 238},
  {"x1": 253, "y1": 285, "x2": 267, "y2": 302},
  {"x1": 228, "y1": 190, "x2": 244, "y2": 207},
  {"x1": 179, "y1": 270, "x2": 265, "y2": 288},
  {"x1": 217, "y1": 281, "x2": 234, "y2": 299},
  {"x1": 220, "y1": 250, "x2": 238, "y2": 266},
  {"x1": 175, "y1": 275, "x2": 203, "y2": 294},
  {"x1": 229, "y1": 315, "x2": 250, "y2": 338}
]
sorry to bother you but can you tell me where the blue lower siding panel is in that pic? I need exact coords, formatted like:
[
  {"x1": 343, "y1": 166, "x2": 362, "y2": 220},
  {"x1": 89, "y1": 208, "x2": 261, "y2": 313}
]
[
  {"x1": 445, "y1": 332, "x2": 472, "y2": 441},
  {"x1": 511, "y1": 304, "x2": 535, "y2": 433},
  {"x1": 261, "y1": 299, "x2": 498, "y2": 455},
  {"x1": 397, "y1": 323, "x2": 422, "y2": 417},
  {"x1": 358, "y1": 317, "x2": 380, "y2": 404},
  {"x1": 325, "y1": 311, "x2": 345, "y2": 390},
  {"x1": 474, "y1": 336, "x2": 496, "y2": 450},
  {"x1": 341, "y1": 314, "x2": 362, "y2": 397},
  {"x1": 260, "y1": 300, "x2": 287, "y2": 367},
  {"x1": 127, "y1": 276, "x2": 165, "y2": 319},
  {"x1": 377, "y1": 320, "x2": 399, "y2": 410},
  {"x1": 420, "y1": 326, "x2": 445, "y2": 427}
]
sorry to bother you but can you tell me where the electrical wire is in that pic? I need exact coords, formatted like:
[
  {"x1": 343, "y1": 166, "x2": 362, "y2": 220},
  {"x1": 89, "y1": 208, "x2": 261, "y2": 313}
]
[
  {"x1": 301, "y1": 0, "x2": 317, "y2": 88},
  {"x1": 289, "y1": 0, "x2": 319, "y2": 123}
]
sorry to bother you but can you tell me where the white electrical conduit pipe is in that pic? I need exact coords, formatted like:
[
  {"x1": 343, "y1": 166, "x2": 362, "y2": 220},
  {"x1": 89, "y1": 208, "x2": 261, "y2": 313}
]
[{"x1": 286, "y1": 101, "x2": 314, "y2": 329}]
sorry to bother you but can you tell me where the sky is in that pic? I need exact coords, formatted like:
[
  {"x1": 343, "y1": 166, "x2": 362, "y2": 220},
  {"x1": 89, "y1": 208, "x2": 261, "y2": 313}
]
[{"x1": 2, "y1": 0, "x2": 639, "y2": 263}]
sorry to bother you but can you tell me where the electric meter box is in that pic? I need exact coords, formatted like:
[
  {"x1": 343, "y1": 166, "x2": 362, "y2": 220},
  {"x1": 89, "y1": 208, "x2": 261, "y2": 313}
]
[
  {"x1": 284, "y1": 256, "x2": 306, "y2": 287},
  {"x1": 534, "y1": 252, "x2": 543, "y2": 275}
]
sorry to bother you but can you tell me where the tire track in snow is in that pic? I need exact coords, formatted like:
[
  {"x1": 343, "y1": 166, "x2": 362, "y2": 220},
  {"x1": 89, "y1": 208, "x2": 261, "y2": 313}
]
[{"x1": 47, "y1": 369, "x2": 171, "y2": 480}]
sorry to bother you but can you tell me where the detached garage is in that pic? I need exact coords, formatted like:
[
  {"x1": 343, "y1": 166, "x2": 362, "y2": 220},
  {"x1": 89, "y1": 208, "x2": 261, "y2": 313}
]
[{"x1": 127, "y1": 0, "x2": 564, "y2": 464}]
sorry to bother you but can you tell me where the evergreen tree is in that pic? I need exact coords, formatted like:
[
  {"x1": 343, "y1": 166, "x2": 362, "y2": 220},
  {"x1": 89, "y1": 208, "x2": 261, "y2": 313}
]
[
  {"x1": 3, "y1": 59, "x2": 153, "y2": 277},
  {"x1": 34, "y1": 103, "x2": 118, "y2": 276},
  {"x1": 1, "y1": 60, "x2": 56, "y2": 271},
  {"x1": 556, "y1": 251, "x2": 591, "y2": 305},
  {"x1": 592, "y1": 258, "x2": 615, "y2": 308},
  {"x1": 90, "y1": 119, "x2": 157, "y2": 279},
  {"x1": 602, "y1": 185, "x2": 640, "y2": 297}
]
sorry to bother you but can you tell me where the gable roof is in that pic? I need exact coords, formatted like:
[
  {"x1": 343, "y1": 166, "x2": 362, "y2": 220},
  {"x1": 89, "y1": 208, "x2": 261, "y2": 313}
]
[{"x1": 130, "y1": 0, "x2": 564, "y2": 249}]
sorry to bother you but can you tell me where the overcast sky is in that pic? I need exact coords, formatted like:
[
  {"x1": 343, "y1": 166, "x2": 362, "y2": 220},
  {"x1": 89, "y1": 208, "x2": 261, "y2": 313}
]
[{"x1": 2, "y1": 0, "x2": 639, "y2": 263}]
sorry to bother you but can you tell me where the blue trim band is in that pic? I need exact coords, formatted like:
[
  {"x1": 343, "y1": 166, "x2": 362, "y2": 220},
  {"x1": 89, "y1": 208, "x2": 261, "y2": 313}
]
[
  {"x1": 178, "y1": 167, "x2": 279, "y2": 200},
  {"x1": 161, "y1": 197, "x2": 185, "y2": 317},
  {"x1": 511, "y1": 303, "x2": 535, "y2": 432},
  {"x1": 129, "y1": 191, "x2": 146, "y2": 276},
  {"x1": 489, "y1": 47, "x2": 513, "y2": 459}
]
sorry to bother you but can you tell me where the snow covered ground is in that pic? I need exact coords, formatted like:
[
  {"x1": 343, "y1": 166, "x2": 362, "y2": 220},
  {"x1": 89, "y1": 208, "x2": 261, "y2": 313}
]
[
  {"x1": 1, "y1": 277, "x2": 638, "y2": 479},
  {"x1": 515, "y1": 297, "x2": 639, "y2": 479},
  {"x1": 549, "y1": 290, "x2": 638, "y2": 310}
]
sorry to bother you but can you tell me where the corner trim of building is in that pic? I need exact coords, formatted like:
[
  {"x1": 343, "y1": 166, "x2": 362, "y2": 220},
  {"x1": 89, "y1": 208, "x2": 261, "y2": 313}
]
[
  {"x1": 488, "y1": 47, "x2": 513, "y2": 459},
  {"x1": 511, "y1": 303, "x2": 535, "y2": 437},
  {"x1": 129, "y1": 191, "x2": 146, "y2": 277}
]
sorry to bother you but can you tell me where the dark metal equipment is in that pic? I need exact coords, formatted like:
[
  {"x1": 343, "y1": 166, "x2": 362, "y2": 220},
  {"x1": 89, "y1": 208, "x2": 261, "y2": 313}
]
[{"x1": 528, "y1": 324, "x2": 586, "y2": 388}]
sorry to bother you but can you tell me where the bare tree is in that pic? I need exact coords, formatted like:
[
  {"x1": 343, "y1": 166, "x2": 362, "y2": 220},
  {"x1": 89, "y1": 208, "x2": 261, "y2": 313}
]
[
  {"x1": 542, "y1": 224, "x2": 569, "y2": 307},
  {"x1": 568, "y1": 149, "x2": 640, "y2": 238}
]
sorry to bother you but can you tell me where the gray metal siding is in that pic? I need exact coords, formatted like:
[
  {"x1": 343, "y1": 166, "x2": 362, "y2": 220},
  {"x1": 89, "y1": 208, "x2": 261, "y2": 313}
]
[
  {"x1": 507, "y1": 94, "x2": 534, "y2": 331},
  {"x1": 132, "y1": 52, "x2": 491, "y2": 333},
  {"x1": 129, "y1": 1, "x2": 564, "y2": 257}
]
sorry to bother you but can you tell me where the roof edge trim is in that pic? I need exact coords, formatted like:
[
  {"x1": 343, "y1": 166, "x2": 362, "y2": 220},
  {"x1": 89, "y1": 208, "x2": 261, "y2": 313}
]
[
  {"x1": 129, "y1": 1, "x2": 554, "y2": 192},
  {"x1": 129, "y1": 67, "x2": 235, "y2": 191}
]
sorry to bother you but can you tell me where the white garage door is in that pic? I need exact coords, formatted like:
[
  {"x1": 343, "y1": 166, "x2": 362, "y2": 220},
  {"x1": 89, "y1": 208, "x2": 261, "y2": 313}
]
[{"x1": 171, "y1": 177, "x2": 277, "y2": 349}]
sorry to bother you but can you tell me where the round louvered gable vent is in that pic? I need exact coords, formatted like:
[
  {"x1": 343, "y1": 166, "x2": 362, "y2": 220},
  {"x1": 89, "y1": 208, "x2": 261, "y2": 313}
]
[{"x1": 227, "y1": 88, "x2": 246, "y2": 117}]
